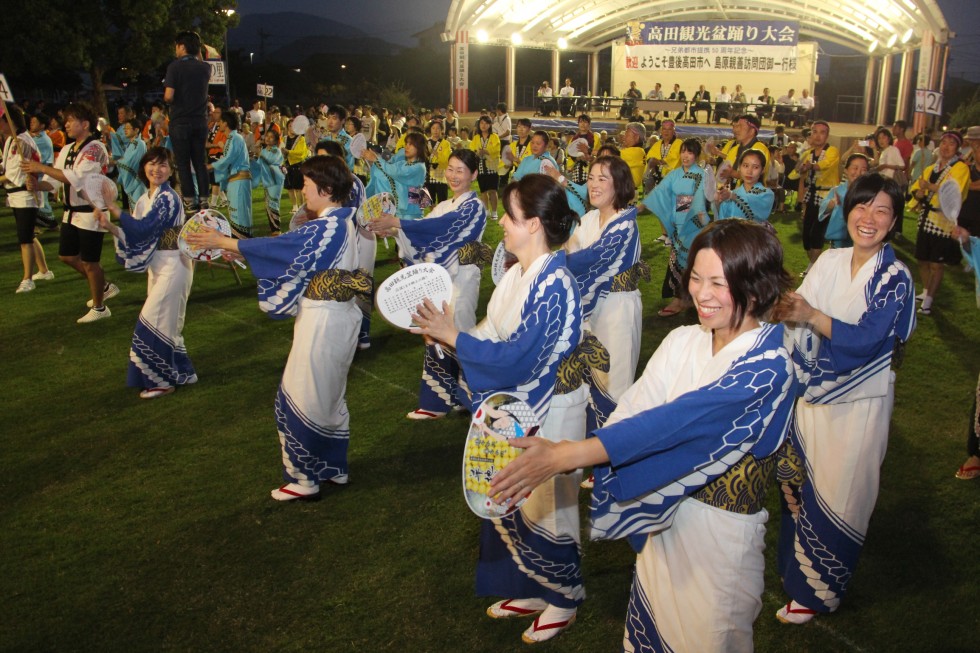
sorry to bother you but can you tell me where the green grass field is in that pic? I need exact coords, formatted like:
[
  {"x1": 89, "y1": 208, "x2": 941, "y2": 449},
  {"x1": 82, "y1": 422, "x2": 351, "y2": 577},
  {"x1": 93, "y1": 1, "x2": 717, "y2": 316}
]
[{"x1": 2, "y1": 191, "x2": 979, "y2": 652}]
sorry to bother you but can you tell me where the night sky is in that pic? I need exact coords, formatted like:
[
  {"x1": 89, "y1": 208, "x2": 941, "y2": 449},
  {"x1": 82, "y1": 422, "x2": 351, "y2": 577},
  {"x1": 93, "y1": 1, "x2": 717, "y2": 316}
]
[{"x1": 232, "y1": 0, "x2": 980, "y2": 81}]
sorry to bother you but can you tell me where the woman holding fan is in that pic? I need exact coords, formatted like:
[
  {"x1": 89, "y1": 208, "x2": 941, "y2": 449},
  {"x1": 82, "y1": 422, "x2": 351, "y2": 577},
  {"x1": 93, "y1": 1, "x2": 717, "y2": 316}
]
[
  {"x1": 186, "y1": 156, "x2": 365, "y2": 501},
  {"x1": 368, "y1": 149, "x2": 488, "y2": 419},
  {"x1": 412, "y1": 174, "x2": 585, "y2": 644},
  {"x1": 362, "y1": 132, "x2": 428, "y2": 221},
  {"x1": 95, "y1": 147, "x2": 196, "y2": 399},
  {"x1": 490, "y1": 219, "x2": 796, "y2": 652}
]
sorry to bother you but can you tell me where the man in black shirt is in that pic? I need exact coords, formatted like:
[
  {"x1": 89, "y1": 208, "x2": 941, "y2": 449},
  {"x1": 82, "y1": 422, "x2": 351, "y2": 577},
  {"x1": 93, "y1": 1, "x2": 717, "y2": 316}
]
[{"x1": 164, "y1": 30, "x2": 212, "y2": 211}]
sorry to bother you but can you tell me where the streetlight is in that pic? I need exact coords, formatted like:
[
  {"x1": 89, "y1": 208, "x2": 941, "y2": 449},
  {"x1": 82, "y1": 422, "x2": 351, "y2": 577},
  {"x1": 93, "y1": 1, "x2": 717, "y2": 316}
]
[{"x1": 221, "y1": 9, "x2": 235, "y2": 106}]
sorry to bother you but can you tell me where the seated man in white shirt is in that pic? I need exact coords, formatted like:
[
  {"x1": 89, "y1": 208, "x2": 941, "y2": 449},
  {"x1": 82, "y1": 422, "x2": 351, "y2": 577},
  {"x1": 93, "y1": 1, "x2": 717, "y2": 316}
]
[
  {"x1": 558, "y1": 78, "x2": 575, "y2": 116},
  {"x1": 797, "y1": 90, "x2": 815, "y2": 125},
  {"x1": 714, "y1": 85, "x2": 733, "y2": 123},
  {"x1": 644, "y1": 83, "x2": 664, "y2": 119},
  {"x1": 775, "y1": 89, "x2": 798, "y2": 126},
  {"x1": 537, "y1": 81, "x2": 556, "y2": 116}
]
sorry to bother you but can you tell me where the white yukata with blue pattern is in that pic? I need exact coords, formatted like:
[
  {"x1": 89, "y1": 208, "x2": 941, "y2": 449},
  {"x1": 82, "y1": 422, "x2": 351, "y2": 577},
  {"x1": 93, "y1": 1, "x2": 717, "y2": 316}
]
[
  {"x1": 778, "y1": 244, "x2": 915, "y2": 617},
  {"x1": 113, "y1": 182, "x2": 196, "y2": 391},
  {"x1": 456, "y1": 251, "x2": 587, "y2": 610},
  {"x1": 395, "y1": 191, "x2": 487, "y2": 413},
  {"x1": 238, "y1": 207, "x2": 360, "y2": 487},
  {"x1": 565, "y1": 205, "x2": 643, "y2": 431},
  {"x1": 590, "y1": 323, "x2": 795, "y2": 653}
]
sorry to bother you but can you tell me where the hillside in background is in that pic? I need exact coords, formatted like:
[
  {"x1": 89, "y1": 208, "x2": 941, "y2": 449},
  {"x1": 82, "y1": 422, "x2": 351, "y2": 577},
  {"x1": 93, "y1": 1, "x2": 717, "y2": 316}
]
[{"x1": 228, "y1": 12, "x2": 403, "y2": 65}]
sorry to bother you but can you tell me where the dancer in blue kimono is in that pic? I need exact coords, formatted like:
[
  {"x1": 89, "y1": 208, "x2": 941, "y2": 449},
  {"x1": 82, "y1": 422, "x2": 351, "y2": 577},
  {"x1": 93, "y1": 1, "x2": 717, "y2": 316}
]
[
  {"x1": 368, "y1": 149, "x2": 488, "y2": 418},
  {"x1": 362, "y1": 132, "x2": 427, "y2": 221},
  {"x1": 95, "y1": 147, "x2": 195, "y2": 399},
  {"x1": 412, "y1": 174, "x2": 585, "y2": 644},
  {"x1": 187, "y1": 156, "x2": 367, "y2": 501},
  {"x1": 774, "y1": 174, "x2": 916, "y2": 625},
  {"x1": 514, "y1": 130, "x2": 588, "y2": 218},
  {"x1": 563, "y1": 155, "x2": 645, "y2": 432},
  {"x1": 209, "y1": 111, "x2": 253, "y2": 237},
  {"x1": 491, "y1": 219, "x2": 796, "y2": 653},
  {"x1": 320, "y1": 105, "x2": 355, "y2": 170},
  {"x1": 116, "y1": 119, "x2": 147, "y2": 207},
  {"x1": 251, "y1": 130, "x2": 285, "y2": 235},
  {"x1": 642, "y1": 138, "x2": 709, "y2": 317},
  {"x1": 818, "y1": 153, "x2": 870, "y2": 248},
  {"x1": 716, "y1": 149, "x2": 775, "y2": 223}
]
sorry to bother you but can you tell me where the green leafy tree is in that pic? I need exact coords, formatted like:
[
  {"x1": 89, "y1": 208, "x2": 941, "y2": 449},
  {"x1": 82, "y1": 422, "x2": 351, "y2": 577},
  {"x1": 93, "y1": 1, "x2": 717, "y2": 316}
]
[
  {"x1": 949, "y1": 88, "x2": 980, "y2": 129},
  {"x1": 1, "y1": 0, "x2": 238, "y2": 116}
]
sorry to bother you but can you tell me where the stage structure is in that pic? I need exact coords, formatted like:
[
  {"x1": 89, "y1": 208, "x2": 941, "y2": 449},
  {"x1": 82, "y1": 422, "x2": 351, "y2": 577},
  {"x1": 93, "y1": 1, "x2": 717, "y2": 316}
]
[{"x1": 443, "y1": 0, "x2": 952, "y2": 130}]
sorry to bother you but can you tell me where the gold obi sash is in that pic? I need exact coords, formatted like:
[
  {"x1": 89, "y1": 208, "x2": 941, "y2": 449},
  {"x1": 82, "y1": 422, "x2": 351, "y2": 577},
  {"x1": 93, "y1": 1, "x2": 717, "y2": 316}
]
[
  {"x1": 303, "y1": 269, "x2": 373, "y2": 302},
  {"x1": 227, "y1": 171, "x2": 252, "y2": 183},
  {"x1": 691, "y1": 451, "x2": 777, "y2": 514},
  {"x1": 458, "y1": 241, "x2": 493, "y2": 268},
  {"x1": 158, "y1": 226, "x2": 181, "y2": 250},
  {"x1": 610, "y1": 260, "x2": 651, "y2": 293},
  {"x1": 554, "y1": 333, "x2": 610, "y2": 395}
]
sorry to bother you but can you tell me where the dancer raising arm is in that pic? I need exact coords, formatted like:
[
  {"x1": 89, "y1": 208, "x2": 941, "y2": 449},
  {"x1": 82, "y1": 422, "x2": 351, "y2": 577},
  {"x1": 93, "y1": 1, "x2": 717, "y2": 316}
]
[
  {"x1": 368, "y1": 149, "x2": 488, "y2": 420},
  {"x1": 186, "y1": 156, "x2": 366, "y2": 501},
  {"x1": 412, "y1": 174, "x2": 586, "y2": 645}
]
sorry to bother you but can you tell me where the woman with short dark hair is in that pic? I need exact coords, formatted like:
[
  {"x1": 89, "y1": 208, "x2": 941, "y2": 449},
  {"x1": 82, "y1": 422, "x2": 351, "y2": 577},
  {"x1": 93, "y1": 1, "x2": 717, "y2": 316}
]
[
  {"x1": 491, "y1": 218, "x2": 796, "y2": 652},
  {"x1": 187, "y1": 156, "x2": 365, "y2": 501}
]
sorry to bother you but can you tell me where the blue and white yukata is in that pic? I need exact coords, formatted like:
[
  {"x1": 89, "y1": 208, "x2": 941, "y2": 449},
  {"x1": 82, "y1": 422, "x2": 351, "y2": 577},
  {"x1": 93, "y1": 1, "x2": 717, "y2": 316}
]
[
  {"x1": 212, "y1": 130, "x2": 253, "y2": 236},
  {"x1": 512, "y1": 155, "x2": 588, "y2": 218},
  {"x1": 565, "y1": 206, "x2": 644, "y2": 430},
  {"x1": 112, "y1": 182, "x2": 196, "y2": 391},
  {"x1": 717, "y1": 182, "x2": 775, "y2": 223},
  {"x1": 457, "y1": 251, "x2": 587, "y2": 610},
  {"x1": 369, "y1": 157, "x2": 426, "y2": 220},
  {"x1": 321, "y1": 130, "x2": 355, "y2": 171},
  {"x1": 251, "y1": 145, "x2": 285, "y2": 233},
  {"x1": 116, "y1": 137, "x2": 147, "y2": 207},
  {"x1": 818, "y1": 180, "x2": 853, "y2": 248},
  {"x1": 590, "y1": 323, "x2": 795, "y2": 652},
  {"x1": 643, "y1": 164, "x2": 709, "y2": 297},
  {"x1": 395, "y1": 191, "x2": 487, "y2": 413},
  {"x1": 237, "y1": 207, "x2": 361, "y2": 488},
  {"x1": 778, "y1": 245, "x2": 915, "y2": 617}
]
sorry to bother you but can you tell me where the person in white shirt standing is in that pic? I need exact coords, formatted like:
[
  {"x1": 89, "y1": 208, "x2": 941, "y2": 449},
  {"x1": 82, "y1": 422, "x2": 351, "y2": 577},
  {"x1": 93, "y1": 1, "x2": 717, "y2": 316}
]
[
  {"x1": 1, "y1": 104, "x2": 53, "y2": 293},
  {"x1": 23, "y1": 102, "x2": 117, "y2": 322}
]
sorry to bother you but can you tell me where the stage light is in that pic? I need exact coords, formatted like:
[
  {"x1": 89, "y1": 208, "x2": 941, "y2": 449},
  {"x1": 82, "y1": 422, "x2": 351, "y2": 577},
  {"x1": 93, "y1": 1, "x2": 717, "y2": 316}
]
[
  {"x1": 902, "y1": 28, "x2": 914, "y2": 44},
  {"x1": 511, "y1": 33, "x2": 523, "y2": 45},
  {"x1": 477, "y1": 30, "x2": 489, "y2": 43},
  {"x1": 868, "y1": 40, "x2": 878, "y2": 53},
  {"x1": 886, "y1": 34, "x2": 898, "y2": 48},
  {"x1": 557, "y1": 37, "x2": 568, "y2": 49}
]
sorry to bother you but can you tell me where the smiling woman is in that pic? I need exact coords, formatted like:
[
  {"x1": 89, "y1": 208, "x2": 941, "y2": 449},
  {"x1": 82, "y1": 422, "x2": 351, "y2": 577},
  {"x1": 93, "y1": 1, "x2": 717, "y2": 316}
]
[
  {"x1": 773, "y1": 173, "x2": 916, "y2": 626},
  {"x1": 490, "y1": 219, "x2": 796, "y2": 652}
]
